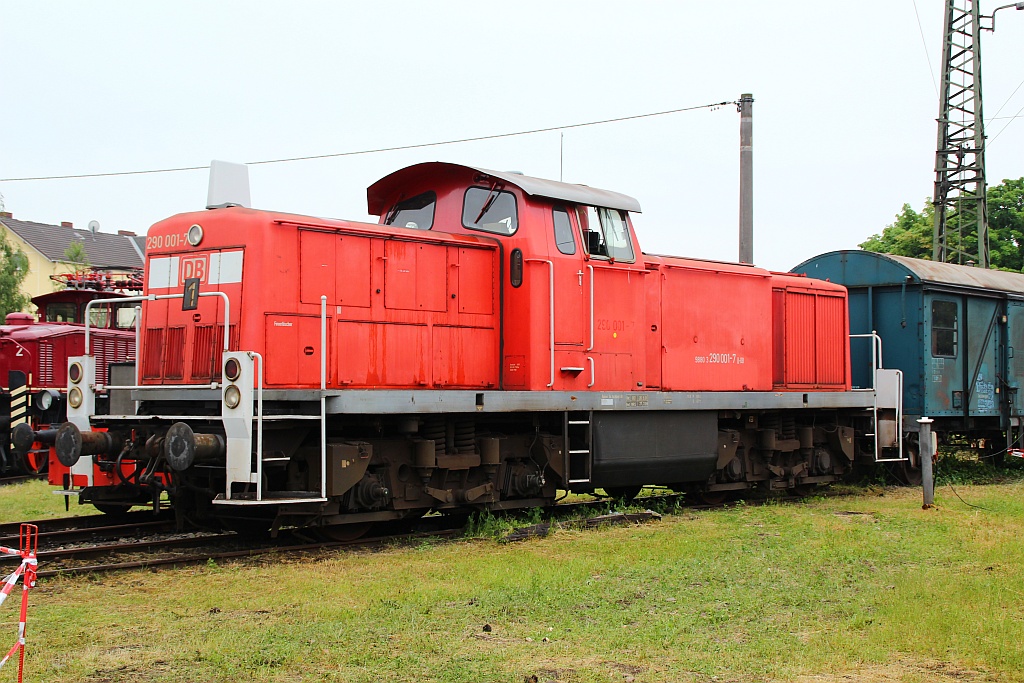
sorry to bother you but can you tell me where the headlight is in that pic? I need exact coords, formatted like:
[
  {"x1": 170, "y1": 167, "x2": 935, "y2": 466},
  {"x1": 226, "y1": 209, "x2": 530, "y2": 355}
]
[
  {"x1": 33, "y1": 390, "x2": 56, "y2": 411},
  {"x1": 223, "y1": 385, "x2": 241, "y2": 409},
  {"x1": 187, "y1": 224, "x2": 204, "y2": 246},
  {"x1": 68, "y1": 387, "x2": 83, "y2": 409},
  {"x1": 224, "y1": 358, "x2": 241, "y2": 382},
  {"x1": 69, "y1": 362, "x2": 83, "y2": 384}
]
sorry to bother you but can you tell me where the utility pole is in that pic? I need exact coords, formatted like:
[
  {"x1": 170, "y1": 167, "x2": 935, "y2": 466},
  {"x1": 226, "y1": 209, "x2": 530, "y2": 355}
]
[{"x1": 738, "y1": 94, "x2": 754, "y2": 264}]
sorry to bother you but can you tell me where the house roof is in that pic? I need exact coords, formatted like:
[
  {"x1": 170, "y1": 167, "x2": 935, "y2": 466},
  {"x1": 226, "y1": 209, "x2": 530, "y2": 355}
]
[{"x1": 0, "y1": 216, "x2": 144, "y2": 270}]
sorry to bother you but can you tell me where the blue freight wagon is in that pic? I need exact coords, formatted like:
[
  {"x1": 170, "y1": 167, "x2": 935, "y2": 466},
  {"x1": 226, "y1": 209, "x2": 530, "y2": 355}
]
[{"x1": 793, "y1": 251, "x2": 1024, "y2": 460}]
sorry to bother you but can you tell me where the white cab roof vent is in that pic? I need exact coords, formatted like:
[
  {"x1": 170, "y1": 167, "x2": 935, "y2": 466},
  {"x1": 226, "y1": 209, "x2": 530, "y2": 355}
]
[{"x1": 206, "y1": 160, "x2": 251, "y2": 209}]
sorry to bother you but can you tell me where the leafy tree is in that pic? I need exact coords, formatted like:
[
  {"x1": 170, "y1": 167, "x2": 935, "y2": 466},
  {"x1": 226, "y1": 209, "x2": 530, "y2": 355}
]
[
  {"x1": 861, "y1": 178, "x2": 1024, "y2": 271},
  {"x1": 63, "y1": 240, "x2": 90, "y2": 269},
  {"x1": 0, "y1": 230, "x2": 30, "y2": 317},
  {"x1": 860, "y1": 202, "x2": 934, "y2": 259}
]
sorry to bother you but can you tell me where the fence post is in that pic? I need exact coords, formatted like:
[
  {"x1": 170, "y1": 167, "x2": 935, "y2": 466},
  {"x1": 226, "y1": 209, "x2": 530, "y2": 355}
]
[{"x1": 917, "y1": 417, "x2": 935, "y2": 509}]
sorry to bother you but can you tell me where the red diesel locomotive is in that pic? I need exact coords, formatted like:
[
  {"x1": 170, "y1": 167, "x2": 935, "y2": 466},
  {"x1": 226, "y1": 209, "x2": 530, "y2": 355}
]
[
  {"x1": 51, "y1": 163, "x2": 903, "y2": 530},
  {"x1": 0, "y1": 273, "x2": 139, "y2": 475}
]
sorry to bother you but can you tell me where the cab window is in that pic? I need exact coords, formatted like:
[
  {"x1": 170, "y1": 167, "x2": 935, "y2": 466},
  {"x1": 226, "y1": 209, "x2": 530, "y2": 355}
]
[
  {"x1": 45, "y1": 303, "x2": 77, "y2": 323},
  {"x1": 932, "y1": 300, "x2": 958, "y2": 357},
  {"x1": 384, "y1": 191, "x2": 436, "y2": 230},
  {"x1": 115, "y1": 304, "x2": 137, "y2": 329},
  {"x1": 553, "y1": 207, "x2": 576, "y2": 255},
  {"x1": 463, "y1": 187, "x2": 518, "y2": 235},
  {"x1": 578, "y1": 206, "x2": 635, "y2": 262},
  {"x1": 89, "y1": 306, "x2": 110, "y2": 329}
]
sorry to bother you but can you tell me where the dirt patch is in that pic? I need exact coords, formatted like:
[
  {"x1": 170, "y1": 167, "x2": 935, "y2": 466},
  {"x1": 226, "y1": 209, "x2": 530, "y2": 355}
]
[{"x1": 793, "y1": 657, "x2": 998, "y2": 682}]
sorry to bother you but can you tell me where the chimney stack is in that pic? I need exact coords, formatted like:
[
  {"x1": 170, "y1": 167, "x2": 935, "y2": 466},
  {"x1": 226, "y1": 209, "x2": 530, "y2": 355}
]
[{"x1": 61, "y1": 221, "x2": 73, "y2": 228}]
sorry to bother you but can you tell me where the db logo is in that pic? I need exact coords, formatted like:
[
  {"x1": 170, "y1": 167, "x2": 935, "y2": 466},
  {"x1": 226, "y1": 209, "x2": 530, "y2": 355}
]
[{"x1": 180, "y1": 256, "x2": 208, "y2": 284}]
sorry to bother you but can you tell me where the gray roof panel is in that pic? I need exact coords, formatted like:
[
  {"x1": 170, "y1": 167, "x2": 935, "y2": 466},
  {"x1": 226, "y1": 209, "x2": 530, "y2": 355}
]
[
  {"x1": 367, "y1": 162, "x2": 641, "y2": 215},
  {"x1": 793, "y1": 250, "x2": 1024, "y2": 294}
]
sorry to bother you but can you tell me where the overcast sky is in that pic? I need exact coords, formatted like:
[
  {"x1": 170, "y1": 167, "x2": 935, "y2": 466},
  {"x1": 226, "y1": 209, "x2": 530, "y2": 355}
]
[{"x1": 2, "y1": 1, "x2": 1022, "y2": 272}]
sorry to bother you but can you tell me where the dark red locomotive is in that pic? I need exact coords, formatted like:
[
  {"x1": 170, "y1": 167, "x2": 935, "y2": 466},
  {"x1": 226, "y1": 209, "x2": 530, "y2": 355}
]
[
  {"x1": 51, "y1": 163, "x2": 902, "y2": 529},
  {"x1": 0, "y1": 272, "x2": 139, "y2": 474}
]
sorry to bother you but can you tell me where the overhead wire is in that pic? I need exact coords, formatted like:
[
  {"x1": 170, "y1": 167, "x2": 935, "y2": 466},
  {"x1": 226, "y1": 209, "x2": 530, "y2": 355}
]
[
  {"x1": 911, "y1": 0, "x2": 940, "y2": 99},
  {"x1": 0, "y1": 100, "x2": 734, "y2": 184}
]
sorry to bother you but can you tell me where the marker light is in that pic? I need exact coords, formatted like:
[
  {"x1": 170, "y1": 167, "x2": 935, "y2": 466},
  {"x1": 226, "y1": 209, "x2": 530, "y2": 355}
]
[
  {"x1": 187, "y1": 224, "x2": 204, "y2": 246},
  {"x1": 68, "y1": 387, "x2": 83, "y2": 409},
  {"x1": 69, "y1": 362, "x2": 83, "y2": 384},
  {"x1": 223, "y1": 385, "x2": 241, "y2": 409},
  {"x1": 224, "y1": 358, "x2": 241, "y2": 382}
]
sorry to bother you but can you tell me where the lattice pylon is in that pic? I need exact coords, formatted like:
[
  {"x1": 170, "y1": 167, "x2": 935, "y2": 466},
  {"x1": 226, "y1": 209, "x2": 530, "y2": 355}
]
[{"x1": 932, "y1": 0, "x2": 989, "y2": 267}]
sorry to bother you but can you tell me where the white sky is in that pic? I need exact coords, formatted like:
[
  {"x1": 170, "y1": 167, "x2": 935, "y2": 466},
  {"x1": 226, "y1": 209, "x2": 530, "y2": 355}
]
[{"x1": 1, "y1": 1, "x2": 1022, "y2": 272}]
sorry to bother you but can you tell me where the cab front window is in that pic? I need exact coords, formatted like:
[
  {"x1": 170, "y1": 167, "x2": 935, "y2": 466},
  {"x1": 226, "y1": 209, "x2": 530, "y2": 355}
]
[{"x1": 384, "y1": 191, "x2": 436, "y2": 230}]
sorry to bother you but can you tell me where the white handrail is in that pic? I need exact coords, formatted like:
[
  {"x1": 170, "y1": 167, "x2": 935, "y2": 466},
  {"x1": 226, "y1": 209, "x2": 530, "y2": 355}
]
[
  {"x1": 586, "y1": 264, "x2": 594, "y2": 352},
  {"x1": 251, "y1": 351, "x2": 265, "y2": 501},
  {"x1": 84, "y1": 291, "x2": 231, "y2": 355},
  {"x1": 320, "y1": 295, "x2": 327, "y2": 498},
  {"x1": 525, "y1": 259, "x2": 555, "y2": 388}
]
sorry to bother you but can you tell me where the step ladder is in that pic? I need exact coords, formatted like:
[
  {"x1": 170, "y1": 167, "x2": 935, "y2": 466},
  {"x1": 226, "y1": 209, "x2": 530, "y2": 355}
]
[{"x1": 564, "y1": 411, "x2": 593, "y2": 485}]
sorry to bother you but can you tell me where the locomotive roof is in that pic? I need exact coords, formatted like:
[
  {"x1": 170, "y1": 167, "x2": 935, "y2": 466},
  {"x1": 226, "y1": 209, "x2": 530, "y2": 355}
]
[
  {"x1": 793, "y1": 250, "x2": 1024, "y2": 295},
  {"x1": 366, "y1": 162, "x2": 642, "y2": 215}
]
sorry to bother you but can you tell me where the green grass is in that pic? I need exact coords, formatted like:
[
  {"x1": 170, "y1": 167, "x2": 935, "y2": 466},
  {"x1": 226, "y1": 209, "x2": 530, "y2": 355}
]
[
  {"x1": 0, "y1": 479, "x2": 99, "y2": 524},
  {"x1": 2, "y1": 483, "x2": 1020, "y2": 682}
]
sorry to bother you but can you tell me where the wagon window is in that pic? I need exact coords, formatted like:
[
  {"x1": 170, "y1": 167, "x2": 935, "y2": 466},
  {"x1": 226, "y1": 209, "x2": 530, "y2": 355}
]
[
  {"x1": 463, "y1": 187, "x2": 518, "y2": 235},
  {"x1": 932, "y1": 300, "x2": 958, "y2": 357},
  {"x1": 384, "y1": 191, "x2": 436, "y2": 230},
  {"x1": 553, "y1": 207, "x2": 576, "y2": 255},
  {"x1": 578, "y1": 206, "x2": 635, "y2": 262}
]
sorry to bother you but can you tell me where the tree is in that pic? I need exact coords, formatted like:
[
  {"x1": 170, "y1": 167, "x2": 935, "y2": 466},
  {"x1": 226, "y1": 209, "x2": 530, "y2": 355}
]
[
  {"x1": 63, "y1": 239, "x2": 90, "y2": 269},
  {"x1": 859, "y1": 202, "x2": 933, "y2": 259},
  {"x1": 0, "y1": 230, "x2": 30, "y2": 317},
  {"x1": 860, "y1": 178, "x2": 1024, "y2": 271}
]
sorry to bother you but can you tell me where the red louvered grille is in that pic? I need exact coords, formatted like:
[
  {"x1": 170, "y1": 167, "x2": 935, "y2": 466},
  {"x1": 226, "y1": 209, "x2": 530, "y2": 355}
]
[
  {"x1": 165, "y1": 327, "x2": 185, "y2": 379},
  {"x1": 192, "y1": 325, "x2": 217, "y2": 379},
  {"x1": 143, "y1": 328, "x2": 164, "y2": 379},
  {"x1": 38, "y1": 342, "x2": 53, "y2": 385}
]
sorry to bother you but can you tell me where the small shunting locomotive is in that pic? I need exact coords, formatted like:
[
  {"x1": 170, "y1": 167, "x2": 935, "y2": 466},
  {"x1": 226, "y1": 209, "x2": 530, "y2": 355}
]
[{"x1": 0, "y1": 272, "x2": 139, "y2": 476}]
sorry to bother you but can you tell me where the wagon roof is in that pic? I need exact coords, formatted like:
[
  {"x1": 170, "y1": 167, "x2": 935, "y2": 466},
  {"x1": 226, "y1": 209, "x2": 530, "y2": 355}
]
[
  {"x1": 366, "y1": 162, "x2": 642, "y2": 215},
  {"x1": 792, "y1": 250, "x2": 1024, "y2": 294}
]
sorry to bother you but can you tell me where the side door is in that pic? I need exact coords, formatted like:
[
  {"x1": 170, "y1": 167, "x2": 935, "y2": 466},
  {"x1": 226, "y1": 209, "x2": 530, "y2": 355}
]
[
  {"x1": 576, "y1": 206, "x2": 645, "y2": 390},
  {"x1": 1006, "y1": 299, "x2": 1024, "y2": 424},
  {"x1": 549, "y1": 206, "x2": 587, "y2": 386},
  {"x1": 965, "y1": 296, "x2": 1001, "y2": 419}
]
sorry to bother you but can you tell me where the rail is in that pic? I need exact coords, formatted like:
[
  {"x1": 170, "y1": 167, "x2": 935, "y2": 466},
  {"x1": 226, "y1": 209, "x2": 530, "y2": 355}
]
[
  {"x1": 84, "y1": 292, "x2": 230, "y2": 355},
  {"x1": 586, "y1": 264, "x2": 594, "y2": 352},
  {"x1": 850, "y1": 332, "x2": 905, "y2": 463},
  {"x1": 320, "y1": 295, "x2": 327, "y2": 498}
]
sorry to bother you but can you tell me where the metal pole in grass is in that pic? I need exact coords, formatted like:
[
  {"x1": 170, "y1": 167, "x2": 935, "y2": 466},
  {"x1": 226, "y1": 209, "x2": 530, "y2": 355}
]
[{"x1": 918, "y1": 417, "x2": 935, "y2": 509}]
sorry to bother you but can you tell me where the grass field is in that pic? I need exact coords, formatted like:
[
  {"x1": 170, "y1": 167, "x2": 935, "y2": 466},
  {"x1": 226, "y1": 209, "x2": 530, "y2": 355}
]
[{"x1": 0, "y1": 462, "x2": 1021, "y2": 682}]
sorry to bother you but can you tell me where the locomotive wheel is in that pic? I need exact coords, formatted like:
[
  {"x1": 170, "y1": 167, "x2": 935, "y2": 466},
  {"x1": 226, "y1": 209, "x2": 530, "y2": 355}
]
[
  {"x1": 694, "y1": 489, "x2": 728, "y2": 505},
  {"x1": 892, "y1": 443, "x2": 924, "y2": 487},
  {"x1": 21, "y1": 449, "x2": 47, "y2": 475},
  {"x1": 11, "y1": 449, "x2": 46, "y2": 476},
  {"x1": 93, "y1": 503, "x2": 133, "y2": 515},
  {"x1": 603, "y1": 486, "x2": 642, "y2": 502},
  {"x1": 316, "y1": 522, "x2": 373, "y2": 542},
  {"x1": 792, "y1": 483, "x2": 818, "y2": 498}
]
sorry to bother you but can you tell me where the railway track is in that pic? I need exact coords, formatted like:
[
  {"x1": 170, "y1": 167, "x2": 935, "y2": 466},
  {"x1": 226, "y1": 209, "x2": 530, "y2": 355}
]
[
  {"x1": 0, "y1": 474, "x2": 46, "y2": 487},
  {"x1": 0, "y1": 488, "x2": 846, "y2": 579}
]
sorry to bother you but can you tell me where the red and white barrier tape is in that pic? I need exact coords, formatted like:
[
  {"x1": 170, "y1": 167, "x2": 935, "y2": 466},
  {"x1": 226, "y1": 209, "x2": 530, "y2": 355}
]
[{"x1": 0, "y1": 525, "x2": 38, "y2": 683}]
